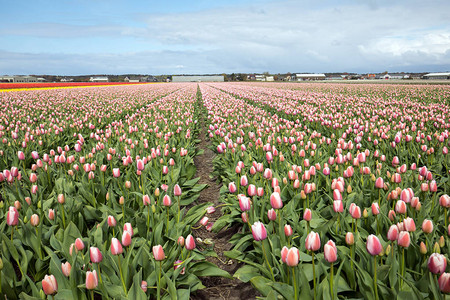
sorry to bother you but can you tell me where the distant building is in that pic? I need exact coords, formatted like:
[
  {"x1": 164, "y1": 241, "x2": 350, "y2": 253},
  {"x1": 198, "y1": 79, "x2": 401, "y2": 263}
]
[
  {"x1": 265, "y1": 76, "x2": 275, "y2": 82},
  {"x1": 423, "y1": 72, "x2": 450, "y2": 80},
  {"x1": 172, "y1": 75, "x2": 224, "y2": 82},
  {"x1": 0, "y1": 76, "x2": 14, "y2": 82},
  {"x1": 124, "y1": 77, "x2": 140, "y2": 83},
  {"x1": 89, "y1": 76, "x2": 109, "y2": 82},
  {"x1": 255, "y1": 75, "x2": 265, "y2": 81},
  {"x1": 296, "y1": 74, "x2": 326, "y2": 81}
]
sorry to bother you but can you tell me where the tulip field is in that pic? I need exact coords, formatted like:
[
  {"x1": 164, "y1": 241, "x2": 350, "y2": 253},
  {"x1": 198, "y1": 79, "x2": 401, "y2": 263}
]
[{"x1": 1, "y1": 82, "x2": 450, "y2": 299}]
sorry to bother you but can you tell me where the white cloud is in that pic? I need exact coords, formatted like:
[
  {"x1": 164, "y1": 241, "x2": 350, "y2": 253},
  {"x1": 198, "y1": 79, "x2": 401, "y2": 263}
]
[{"x1": 1, "y1": 0, "x2": 450, "y2": 74}]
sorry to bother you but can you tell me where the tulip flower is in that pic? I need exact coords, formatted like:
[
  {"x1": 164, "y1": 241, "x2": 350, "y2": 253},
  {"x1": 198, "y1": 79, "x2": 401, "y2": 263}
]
[
  {"x1": 251, "y1": 221, "x2": 273, "y2": 280},
  {"x1": 61, "y1": 262, "x2": 71, "y2": 277},
  {"x1": 324, "y1": 240, "x2": 338, "y2": 299},
  {"x1": 153, "y1": 244, "x2": 165, "y2": 299},
  {"x1": 85, "y1": 270, "x2": 98, "y2": 290},
  {"x1": 428, "y1": 253, "x2": 447, "y2": 275},
  {"x1": 239, "y1": 196, "x2": 251, "y2": 212},
  {"x1": 122, "y1": 230, "x2": 132, "y2": 247},
  {"x1": 42, "y1": 274, "x2": 58, "y2": 295},
  {"x1": 185, "y1": 234, "x2": 196, "y2": 251},
  {"x1": 438, "y1": 272, "x2": 450, "y2": 294}
]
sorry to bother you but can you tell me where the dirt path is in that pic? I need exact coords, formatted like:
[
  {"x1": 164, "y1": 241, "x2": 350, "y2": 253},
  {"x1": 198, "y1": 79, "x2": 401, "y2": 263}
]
[{"x1": 191, "y1": 100, "x2": 259, "y2": 300}]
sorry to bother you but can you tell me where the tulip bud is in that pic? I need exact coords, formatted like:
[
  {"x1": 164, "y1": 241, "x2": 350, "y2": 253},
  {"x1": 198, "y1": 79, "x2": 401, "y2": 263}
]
[
  {"x1": 439, "y1": 236, "x2": 445, "y2": 248},
  {"x1": 57, "y1": 194, "x2": 65, "y2": 204},
  {"x1": 153, "y1": 245, "x2": 165, "y2": 261},
  {"x1": 42, "y1": 274, "x2": 58, "y2": 295},
  {"x1": 420, "y1": 242, "x2": 428, "y2": 254},
  {"x1": 433, "y1": 242, "x2": 441, "y2": 254},
  {"x1": 85, "y1": 270, "x2": 98, "y2": 290},
  {"x1": 345, "y1": 232, "x2": 354, "y2": 245}
]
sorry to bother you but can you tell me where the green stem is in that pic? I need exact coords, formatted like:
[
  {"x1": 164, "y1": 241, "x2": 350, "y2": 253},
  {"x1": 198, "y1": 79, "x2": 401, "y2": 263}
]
[
  {"x1": 60, "y1": 202, "x2": 66, "y2": 229},
  {"x1": 166, "y1": 207, "x2": 170, "y2": 235},
  {"x1": 292, "y1": 267, "x2": 298, "y2": 300},
  {"x1": 10, "y1": 226, "x2": 14, "y2": 241},
  {"x1": 90, "y1": 290, "x2": 94, "y2": 300},
  {"x1": 157, "y1": 261, "x2": 162, "y2": 300},
  {"x1": 117, "y1": 255, "x2": 127, "y2": 296},
  {"x1": 177, "y1": 196, "x2": 181, "y2": 223},
  {"x1": 401, "y1": 247, "x2": 405, "y2": 289},
  {"x1": 330, "y1": 263, "x2": 334, "y2": 300},
  {"x1": 261, "y1": 241, "x2": 275, "y2": 281},
  {"x1": 312, "y1": 251, "x2": 316, "y2": 300},
  {"x1": 374, "y1": 256, "x2": 379, "y2": 300}
]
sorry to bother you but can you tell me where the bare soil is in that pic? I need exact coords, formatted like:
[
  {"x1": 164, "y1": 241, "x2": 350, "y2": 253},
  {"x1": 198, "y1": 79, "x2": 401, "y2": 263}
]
[{"x1": 190, "y1": 112, "x2": 259, "y2": 300}]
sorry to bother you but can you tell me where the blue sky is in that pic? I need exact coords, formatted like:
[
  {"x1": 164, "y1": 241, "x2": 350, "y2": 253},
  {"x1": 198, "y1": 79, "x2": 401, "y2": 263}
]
[{"x1": 1, "y1": 0, "x2": 449, "y2": 75}]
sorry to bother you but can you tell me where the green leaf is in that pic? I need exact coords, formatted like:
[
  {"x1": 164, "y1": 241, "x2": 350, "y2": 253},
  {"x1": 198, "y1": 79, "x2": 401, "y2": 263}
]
[
  {"x1": 234, "y1": 265, "x2": 261, "y2": 283},
  {"x1": 271, "y1": 281, "x2": 295, "y2": 300},
  {"x1": 190, "y1": 261, "x2": 232, "y2": 279},
  {"x1": 250, "y1": 276, "x2": 273, "y2": 297}
]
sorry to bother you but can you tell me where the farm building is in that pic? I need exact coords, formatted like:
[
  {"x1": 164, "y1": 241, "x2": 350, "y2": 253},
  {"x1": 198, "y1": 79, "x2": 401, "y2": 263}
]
[
  {"x1": 172, "y1": 75, "x2": 224, "y2": 82},
  {"x1": 0, "y1": 75, "x2": 39, "y2": 82},
  {"x1": 296, "y1": 74, "x2": 326, "y2": 81},
  {"x1": 423, "y1": 72, "x2": 450, "y2": 80},
  {"x1": 89, "y1": 76, "x2": 109, "y2": 82}
]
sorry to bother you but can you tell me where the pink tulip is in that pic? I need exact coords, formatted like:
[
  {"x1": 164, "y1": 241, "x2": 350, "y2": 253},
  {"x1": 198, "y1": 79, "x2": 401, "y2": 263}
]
[
  {"x1": 397, "y1": 231, "x2": 411, "y2": 248},
  {"x1": 395, "y1": 200, "x2": 407, "y2": 214},
  {"x1": 185, "y1": 234, "x2": 196, "y2": 250},
  {"x1": 42, "y1": 274, "x2": 58, "y2": 295},
  {"x1": 247, "y1": 184, "x2": 256, "y2": 196},
  {"x1": 349, "y1": 203, "x2": 361, "y2": 219},
  {"x1": 143, "y1": 194, "x2": 150, "y2": 206},
  {"x1": 112, "y1": 168, "x2": 120, "y2": 178},
  {"x1": 303, "y1": 208, "x2": 312, "y2": 221},
  {"x1": 403, "y1": 217, "x2": 416, "y2": 232},
  {"x1": 75, "y1": 238, "x2": 85, "y2": 251},
  {"x1": 366, "y1": 234, "x2": 382, "y2": 256},
  {"x1": 270, "y1": 192, "x2": 283, "y2": 209},
  {"x1": 206, "y1": 206, "x2": 216, "y2": 214},
  {"x1": 61, "y1": 262, "x2": 71, "y2": 277},
  {"x1": 251, "y1": 221, "x2": 267, "y2": 241},
  {"x1": 284, "y1": 224, "x2": 293, "y2": 237},
  {"x1": 137, "y1": 159, "x2": 145, "y2": 171},
  {"x1": 305, "y1": 231, "x2": 321, "y2": 251},
  {"x1": 281, "y1": 246, "x2": 289, "y2": 263},
  {"x1": 18, "y1": 151, "x2": 25, "y2": 160},
  {"x1": 107, "y1": 215, "x2": 117, "y2": 227},
  {"x1": 333, "y1": 200, "x2": 343, "y2": 213},
  {"x1": 286, "y1": 247, "x2": 300, "y2": 267},
  {"x1": 90, "y1": 247, "x2": 103, "y2": 263},
  {"x1": 141, "y1": 280, "x2": 148, "y2": 292},
  {"x1": 7, "y1": 206, "x2": 19, "y2": 226},
  {"x1": 48, "y1": 209, "x2": 55, "y2": 220},
  {"x1": 428, "y1": 253, "x2": 447, "y2": 275},
  {"x1": 345, "y1": 232, "x2": 354, "y2": 245},
  {"x1": 228, "y1": 182, "x2": 237, "y2": 193},
  {"x1": 422, "y1": 219, "x2": 433, "y2": 234},
  {"x1": 371, "y1": 202, "x2": 380, "y2": 215},
  {"x1": 387, "y1": 224, "x2": 399, "y2": 241},
  {"x1": 174, "y1": 184, "x2": 182, "y2": 196},
  {"x1": 153, "y1": 245, "x2": 165, "y2": 261},
  {"x1": 324, "y1": 240, "x2": 338, "y2": 263},
  {"x1": 438, "y1": 273, "x2": 450, "y2": 294},
  {"x1": 110, "y1": 238, "x2": 123, "y2": 255},
  {"x1": 239, "y1": 196, "x2": 251, "y2": 211},
  {"x1": 375, "y1": 177, "x2": 384, "y2": 189},
  {"x1": 85, "y1": 270, "x2": 98, "y2": 290},
  {"x1": 163, "y1": 195, "x2": 172, "y2": 206},
  {"x1": 30, "y1": 214, "x2": 40, "y2": 227},
  {"x1": 122, "y1": 230, "x2": 132, "y2": 247},
  {"x1": 267, "y1": 208, "x2": 277, "y2": 221}
]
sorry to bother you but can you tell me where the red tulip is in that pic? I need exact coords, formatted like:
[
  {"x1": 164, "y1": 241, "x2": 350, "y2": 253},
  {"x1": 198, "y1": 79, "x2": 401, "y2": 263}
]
[
  {"x1": 366, "y1": 234, "x2": 382, "y2": 256},
  {"x1": 305, "y1": 231, "x2": 321, "y2": 251},
  {"x1": 428, "y1": 253, "x2": 447, "y2": 275},
  {"x1": 42, "y1": 274, "x2": 58, "y2": 295},
  {"x1": 85, "y1": 270, "x2": 98, "y2": 290},
  {"x1": 153, "y1": 245, "x2": 165, "y2": 261}
]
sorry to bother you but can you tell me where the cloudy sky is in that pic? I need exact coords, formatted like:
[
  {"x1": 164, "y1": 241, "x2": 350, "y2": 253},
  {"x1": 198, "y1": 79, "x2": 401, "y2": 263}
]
[{"x1": 1, "y1": 0, "x2": 450, "y2": 75}]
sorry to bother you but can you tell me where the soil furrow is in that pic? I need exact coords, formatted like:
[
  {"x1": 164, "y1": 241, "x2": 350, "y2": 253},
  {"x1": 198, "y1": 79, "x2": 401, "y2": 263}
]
[{"x1": 191, "y1": 88, "x2": 259, "y2": 300}]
